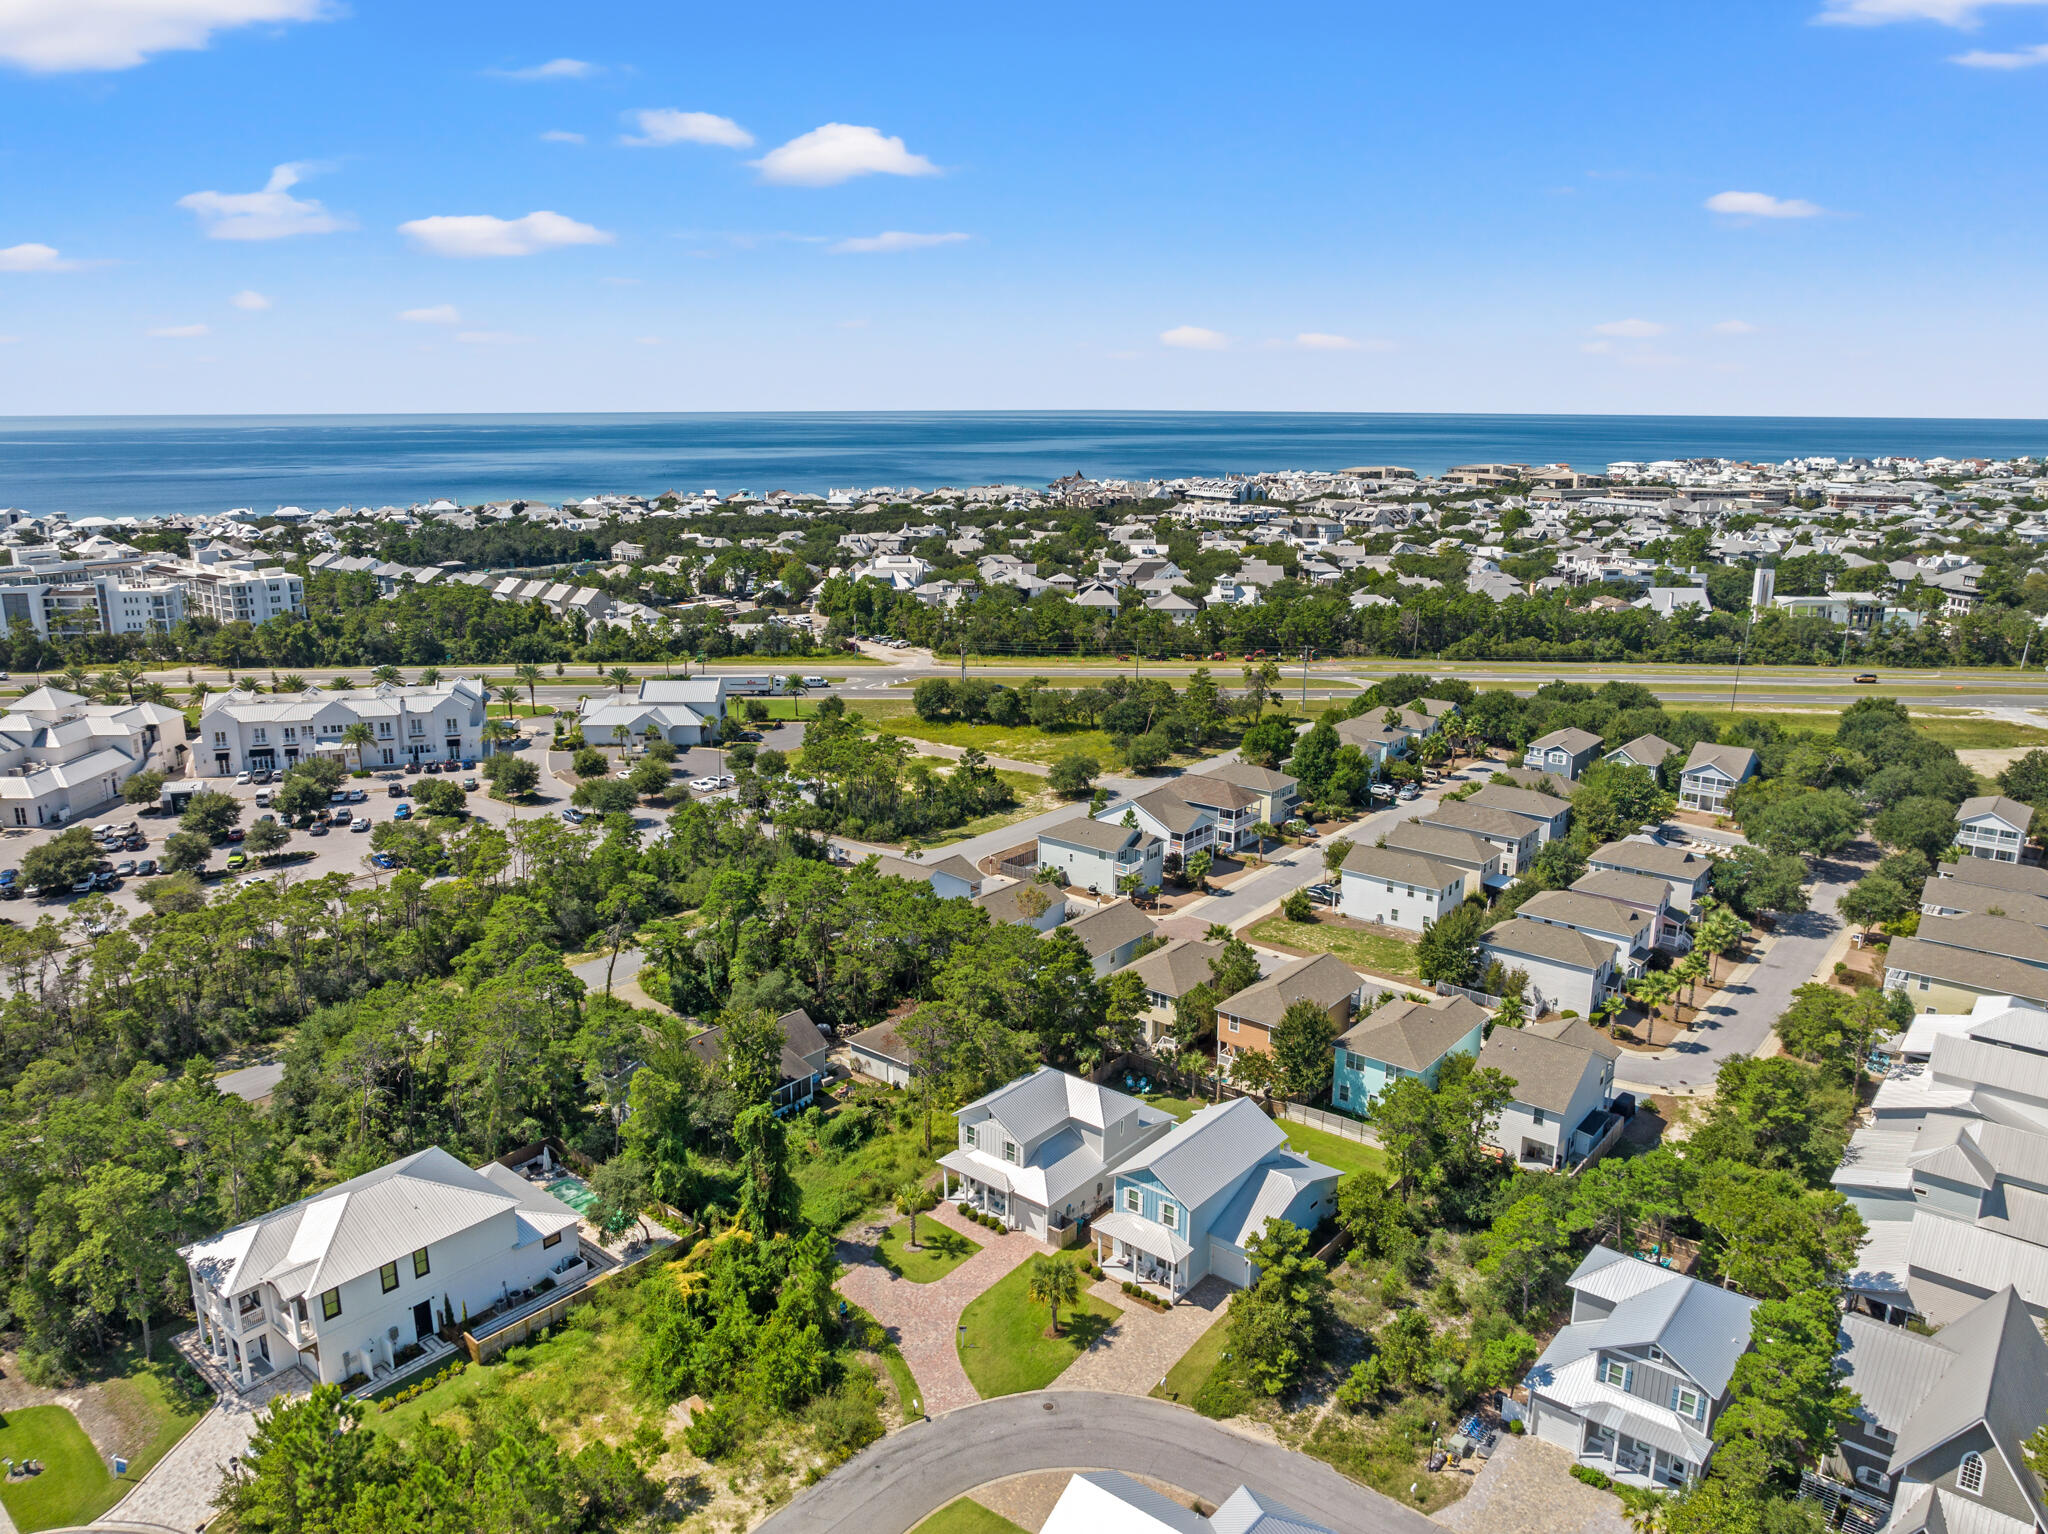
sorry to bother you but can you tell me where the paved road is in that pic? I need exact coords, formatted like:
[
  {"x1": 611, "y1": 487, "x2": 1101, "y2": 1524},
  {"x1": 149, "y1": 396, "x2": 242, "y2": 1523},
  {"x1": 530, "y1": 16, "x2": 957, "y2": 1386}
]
[
  {"x1": 756, "y1": 1392, "x2": 1442, "y2": 1534},
  {"x1": 1614, "y1": 849, "x2": 1866, "y2": 1095}
]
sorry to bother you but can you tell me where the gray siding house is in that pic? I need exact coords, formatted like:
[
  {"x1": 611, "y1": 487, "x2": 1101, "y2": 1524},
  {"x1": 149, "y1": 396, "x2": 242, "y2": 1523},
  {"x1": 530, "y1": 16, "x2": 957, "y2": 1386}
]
[
  {"x1": 1523, "y1": 728, "x2": 1603, "y2": 780},
  {"x1": 1036, "y1": 816, "x2": 1164, "y2": 895}
]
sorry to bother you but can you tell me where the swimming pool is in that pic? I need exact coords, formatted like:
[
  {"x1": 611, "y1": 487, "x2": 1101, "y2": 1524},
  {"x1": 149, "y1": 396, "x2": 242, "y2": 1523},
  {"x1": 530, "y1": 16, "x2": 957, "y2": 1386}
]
[{"x1": 541, "y1": 1172, "x2": 599, "y2": 1216}]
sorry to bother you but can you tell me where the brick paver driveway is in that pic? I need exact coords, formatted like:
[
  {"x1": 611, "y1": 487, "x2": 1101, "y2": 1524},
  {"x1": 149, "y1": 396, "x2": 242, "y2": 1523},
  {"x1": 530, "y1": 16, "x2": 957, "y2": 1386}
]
[
  {"x1": 1432, "y1": 1437, "x2": 1631, "y2": 1534},
  {"x1": 1052, "y1": 1275, "x2": 1231, "y2": 1397},
  {"x1": 835, "y1": 1202, "x2": 1045, "y2": 1415}
]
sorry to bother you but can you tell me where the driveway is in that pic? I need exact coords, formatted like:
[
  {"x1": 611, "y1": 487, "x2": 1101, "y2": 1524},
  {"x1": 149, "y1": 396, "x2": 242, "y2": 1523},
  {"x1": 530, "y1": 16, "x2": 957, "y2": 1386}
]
[
  {"x1": 1614, "y1": 849, "x2": 1866, "y2": 1095},
  {"x1": 1432, "y1": 1437, "x2": 1631, "y2": 1534},
  {"x1": 834, "y1": 1203, "x2": 1046, "y2": 1416},
  {"x1": 756, "y1": 1391, "x2": 1443, "y2": 1534},
  {"x1": 1050, "y1": 1275, "x2": 1231, "y2": 1397}
]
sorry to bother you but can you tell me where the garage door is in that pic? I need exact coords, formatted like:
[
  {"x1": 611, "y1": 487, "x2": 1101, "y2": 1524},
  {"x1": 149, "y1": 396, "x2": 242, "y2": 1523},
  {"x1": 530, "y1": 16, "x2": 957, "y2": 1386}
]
[
  {"x1": 1208, "y1": 1237, "x2": 1253, "y2": 1289},
  {"x1": 1534, "y1": 1404, "x2": 1581, "y2": 1453}
]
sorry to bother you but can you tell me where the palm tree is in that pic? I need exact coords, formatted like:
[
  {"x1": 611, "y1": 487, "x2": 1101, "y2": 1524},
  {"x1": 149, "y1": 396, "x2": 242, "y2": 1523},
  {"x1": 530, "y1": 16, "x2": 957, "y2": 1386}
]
[
  {"x1": 606, "y1": 666, "x2": 633, "y2": 694},
  {"x1": 278, "y1": 674, "x2": 306, "y2": 693},
  {"x1": 372, "y1": 665, "x2": 403, "y2": 687},
  {"x1": 418, "y1": 666, "x2": 442, "y2": 686},
  {"x1": 136, "y1": 681, "x2": 169, "y2": 704},
  {"x1": 341, "y1": 721, "x2": 375, "y2": 773},
  {"x1": 1249, "y1": 820, "x2": 1279, "y2": 864},
  {"x1": 327, "y1": 675, "x2": 355, "y2": 691},
  {"x1": 782, "y1": 674, "x2": 809, "y2": 718},
  {"x1": 59, "y1": 664, "x2": 90, "y2": 696},
  {"x1": 187, "y1": 681, "x2": 212, "y2": 710},
  {"x1": 1025, "y1": 1254, "x2": 1081, "y2": 1339},
  {"x1": 495, "y1": 685, "x2": 522, "y2": 717},
  {"x1": 515, "y1": 663, "x2": 543, "y2": 711},
  {"x1": 481, "y1": 718, "x2": 514, "y2": 756},
  {"x1": 117, "y1": 660, "x2": 144, "y2": 701},
  {"x1": 894, "y1": 1182, "x2": 925, "y2": 1250}
]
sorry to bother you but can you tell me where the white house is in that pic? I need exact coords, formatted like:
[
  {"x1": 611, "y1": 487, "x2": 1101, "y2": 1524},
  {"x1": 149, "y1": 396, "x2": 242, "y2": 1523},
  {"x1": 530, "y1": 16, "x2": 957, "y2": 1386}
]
[
  {"x1": 1338, "y1": 842, "x2": 1469, "y2": 934},
  {"x1": 1042, "y1": 1471, "x2": 1333, "y2": 1534},
  {"x1": 1955, "y1": 795, "x2": 2033, "y2": 865},
  {"x1": 199, "y1": 678, "x2": 491, "y2": 776},
  {"x1": 1517, "y1": 889, "x2": 1655, "y2": 968},
  {"x1": 1420, "y1": 801, "x2": 1540, "y2": 876},
  {"x1": 1479, "y1": 1019, "x2": 1620, "y2": 1170},
  {"x1": 1477, "y1": 918, "x2": 1624, "y2": 1018},
  {"x1": 1586, "y1": 839, "x2": 1715, "y2": 913},
  {"x1": 179, "y1": 1146, "x2": 585, "y2": 1391},
  {"x1": 1058, "y1": 900, "x2": 1158, "y2": 975},
  {"x1": 869, "y1": 852, "x2": 982, "y2": 901},
  {"x1": 1676, "y1": 742, "x2": 1758, "y2": 816},
  {"x1": 941, "y1": 1068, "x2": 1176, "y2": 1241},
  {"x1": 1037, "y1": 816, "x2": 1165, "y2": 895},
  {"x1": 578, "y1": 677, "x2": 733, "y2": 749}
]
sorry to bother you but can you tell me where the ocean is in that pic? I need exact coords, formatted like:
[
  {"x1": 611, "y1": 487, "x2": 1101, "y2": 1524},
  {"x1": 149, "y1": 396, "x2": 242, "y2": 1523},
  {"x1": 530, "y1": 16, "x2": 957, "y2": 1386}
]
[{"x1": 2, "y1": 411, "x2": 2046, "y2": 521}]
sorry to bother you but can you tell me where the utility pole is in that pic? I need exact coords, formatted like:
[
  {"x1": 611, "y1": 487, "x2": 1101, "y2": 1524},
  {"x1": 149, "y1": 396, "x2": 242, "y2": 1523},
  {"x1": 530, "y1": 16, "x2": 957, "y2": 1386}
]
[{"x1": 1302, "y1": 647, "x2": 1313, "y2": 708}]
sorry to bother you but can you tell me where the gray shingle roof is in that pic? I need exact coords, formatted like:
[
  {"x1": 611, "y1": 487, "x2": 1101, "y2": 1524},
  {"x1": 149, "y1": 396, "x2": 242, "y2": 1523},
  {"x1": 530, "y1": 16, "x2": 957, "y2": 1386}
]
[
  {"x1": 1520, "y1": 889, "x2": 1649, "y2": 940},
  {"x1": 1936, "y1": 860, "x2": 2048, "y2": 898},
  {"x1": 1587, "y1": 839, "x2": 1711, "y2": 881},
  {"x1": 1385, "y1": 820, "x2": 1499, "y2": 869},
  {"x1": 1205, "y1": 761, "x2": 1298, "y2": 795},
  {"x1": 1119, "y1": 937, "x2": 1226, "y2": 999},
  {"x1": 1957, "y1": 794, "x2": 2033, "y2": 830},
  {"x1": 1339, "y1": 842, "x2": 1466, "y2": 890},
  {"x1": 1061, "y1": 900, "x2": 1156, "y2": 959},
  {"x1": 1681, "y1": 741, "x2": 1758, "y2": 781},
  {"x1": 1466, "y1": 784, "x2": 1571, "y2": 822},
  {"x1": 1478, "y1": 917, "x2": 1612, "y2": 970},
  {"x1": 1478, "y1": 1026, "x2": 1606, "y2": 1112},
  {"x1": 1125, "y1": 785, "x2": 1212, "y2": 835},
  {"x1": 1609, "y1": 733, "x2": 1676, "y2": 767},
  {"x1": 1216, "y1": 952, "x2": 1359, "y2": 1029},
  {"x1": 1570, "y1": 869, "x2": 1672, "y2": 909},
  {"x1": 1421, "y1": 801, "x2": 1534, "y2": 842},
  {"x1": 1915, "y1": 911, "x2": 2048, "y2": 967},
  {"x1": 1040, "y1": 815, "x2": 1146, "y2": 854},
  {"x1": 1337, "y1": 995, "x2": 1488, "y2": 1071},
  {"x1": 1529, "y1": 727, "x2": 1602, "y2": 753}
]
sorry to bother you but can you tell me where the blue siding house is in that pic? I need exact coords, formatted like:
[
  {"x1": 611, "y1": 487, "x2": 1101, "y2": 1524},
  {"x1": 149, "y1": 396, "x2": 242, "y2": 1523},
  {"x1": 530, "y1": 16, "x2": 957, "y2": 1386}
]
[
  {"x1": 1331, "y1": 995, "x2": 1490, "y2": 1112},
  {"x1": 1091, "y1": 1097, "x2": 1339, "y2": 1298}
]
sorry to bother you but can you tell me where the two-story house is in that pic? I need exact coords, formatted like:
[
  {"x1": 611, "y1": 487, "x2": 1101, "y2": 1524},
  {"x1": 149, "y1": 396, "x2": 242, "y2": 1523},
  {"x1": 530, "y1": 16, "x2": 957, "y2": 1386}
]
[
  {"x1": 1109, "y1": 785, "x2": 1217, "y2": 867},
  {"x1": 1524, "y1": 1246, "x2": 1760, "y2": 1490},
  {"x1": 1586, "y1": 839, "x2": 1715, "y2": 914},
  {"x1": 1215, "y1": 953, "x2": 1362, "y2": 1070},
  {"x1": 1057, "y1": 900, "x2": 1158, "y2": 976},
  {"x1": 1955, "y1": 795, "x2": 2034, "y2": 865},
  {"x1": 1338, "y1": 842, "x2": 1470, "y2": 935},
  {"x1": 1517, "y1": 890, "x2": 1655, "y2": 970},
  {"x1": 1203, "y1": 761, "x2": 1301, "y2": 832},
  {"x1": 685, "y1": 1008, "x2": 835, "y2": 1114},
  {"x1": 1479, "y1": 1018, "x2": 1620, "y2": 1169},
  {"x1": 1330, "y1": 995, "x2": 1489, "y2": 1112},
  {"x1": 1824, "y1": 1287, "x2": 2048, "y2": 1534},
  {"x1": 868, "y1": 852, "x2": 983, "y2": 901},
  {"x1": 1607, "y1": 733, "x2": 1677, "y2": 774},
  {"x1": 180, "y1": 1146, "x2": 584, "y2": 1391},
  {"x1": 1885, "y1": 914, "x2": 2048, "y2": 1014},
  {"x1": 1465, "y1": 783, "x2": 1572, "y2": 844},
  {"x1": 941, "y1": 1067, "x2": 1176, "y2": 1241},
  {"x1": 1523, "y1": 727, "x2": 1604, "y2": 780},
  {"x1": 1569, "y1": 869, "x2": 1680, "y2": 952},
  {"x1": 1476, "y1": 918, "x2": 1624, "y2": 1018},
  {"x1": 1677, "y1": 742, "x2": 1759, "y2": 816},
  {"x1": 1037, "y1": 816, "x2": 1164, "y2": 896},
  {"x1": 1384, "y1": 820, "x2": 1510, "y2": 893},
  {"x1": 1118, "y1": 936, "x2": 1230, "y2": 1046},
  {"x1": 1420, "y1": 801, "x2": 1541, "y2": 876},
  {"x1": 1093, "y1": 1096, "x2": 1338, "y2": 1296},
  {"x1": 1146, "y1": 774, "x2": 1264, "y2": 852}
]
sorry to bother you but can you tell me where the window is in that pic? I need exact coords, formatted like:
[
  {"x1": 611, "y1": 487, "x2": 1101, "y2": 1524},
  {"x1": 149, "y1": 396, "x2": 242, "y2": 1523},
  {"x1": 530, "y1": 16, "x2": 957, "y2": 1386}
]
[
  {"x1": 1533, "y1": 1108, "x2": 1546, "y2": 1126},
  {"x1": 379, "y1": 1261, "x2": 399, "y2": 1293},
  {"x1": 1003, "y1": 1140, "x2": 1020, "y2": 1165},
  {"x1": 962, "y1": 1124, "x2": 979, "y2": 1150},
  {"x1": 412, "y1": 1247, "x2": 430, "y2": 1279},
  {"x1": 1337, "y1": 1084, "x2": 1350, "y2": 1104},
  {"x1": 1160, "y1": 1202, "x2": 1179, "y2": 1231},
  {"x1": 320, "y1": 1287, "x2": 342, "y2": 1321},
  {"x1": 1918, "y1": 975, "x2": 1931, "y2": 992},
  {"x1": 1228, "y1": 1017, "x2": 1240, "y2": 1032},
  {"x1": 1124, "y1": 1187, "x2": 1140, "y2": 1214},
  {"x1": 1670, "y1": 1385, "x2": 1704, "y2": 1421},
  {"x1": 543, "y1": 1230, "x2": 562, "y2": 1249},
  {"x1": 1600, "y1": 1359, "x2": 1631, "y2": 1390},
  {"x1": 1958, "y1": 1452, "x2": 1985, "y2": 1496},
  {"x1": 1873, "y1": 1425, "x2": 1897, "y2": 1446},
  {"x1": 1855, "y1": 1467, "x2": 1892, "y2": 1492},
  {"x1": 293, "y1": 1297, "x2": 308, "y2": 1323}
]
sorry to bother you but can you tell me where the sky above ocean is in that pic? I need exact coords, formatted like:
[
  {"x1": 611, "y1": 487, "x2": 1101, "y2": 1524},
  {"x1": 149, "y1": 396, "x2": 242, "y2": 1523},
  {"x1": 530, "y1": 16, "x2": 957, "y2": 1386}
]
[
  {"x1": 5, "y1": 411, "x2": 2045, "y2": 520},
  {"x1": 0, "y1": 2, "x2": 2045, "y2": 417}
]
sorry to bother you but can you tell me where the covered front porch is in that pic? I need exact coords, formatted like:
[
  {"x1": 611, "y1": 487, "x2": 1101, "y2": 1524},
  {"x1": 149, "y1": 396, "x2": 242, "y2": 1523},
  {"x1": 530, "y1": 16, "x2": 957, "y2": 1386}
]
[
  {"x1": 936, "y1": 1151, "x2": 1015, "y2": 1229},
  {"x1": 1576, "y1": 1406, "x2": 1700, "y2": 1491},
  {"x1": 1091, "y1": 1209, "x2": 1192, "y2": 1302}
]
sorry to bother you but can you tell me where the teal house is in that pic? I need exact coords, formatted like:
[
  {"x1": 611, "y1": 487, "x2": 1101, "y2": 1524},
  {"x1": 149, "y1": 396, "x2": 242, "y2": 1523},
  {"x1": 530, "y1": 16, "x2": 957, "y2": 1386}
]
[{"x1": 1331, "y1": 995, "x2": 1490, "y2": 1111}]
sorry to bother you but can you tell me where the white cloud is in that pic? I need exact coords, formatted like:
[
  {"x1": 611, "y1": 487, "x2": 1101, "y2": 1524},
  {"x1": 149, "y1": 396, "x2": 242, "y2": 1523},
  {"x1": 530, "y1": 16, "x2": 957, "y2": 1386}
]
[
  {"x1": 1714, "y1": 319, "x2": 1759, "y2": 334},
  {"x1": 400, "y1": 304, "x2": 460, "y2": 324},
  {"x1": 179, "y1": 162, "x2": 350, "y2": 240},
  {"x1": 540, "y1": 130, "x2": 586, "y2": 144},
  {"x1": 0, "y1": 0, "x2": 328, "y2": 73},
  {"x1": 1580, "y1": 341, "x2": 1615, "y2": 355},
  {"x1": 1817, "y1": 0, "x2": 2048, "y2": 24},
  {"x1": 230, "y1": 289, "x2": 271, "y2": 310},
  {"x1": 0, "y1": 242, "x2": 79, "y2": 272},
  {"x1": 455, "y1": 330, "x2": 528, "y2": 344},
  {"x1": 621, "y1": 109, "x2": 753, "y2": 148},
  {"x1": 1160, "y1": 325, "x2": 1228, "y2": 350},
  {"x1": 829, "y1": 230, "x2": 969, "y2": 254},
  {"x1": 1705, "y1": 190, "x2": 1824, "y2": 218},
  {"x1": 1295, "y1": 332, "x2": 1360, "y2": 351},
  {"x1": 1953, "y1": 40, "x2": 2048, "y2": 62},
  {"x1": 398, "y1": 211, "x2": 613, "y2": 258},
  {"x1": 148, "y1": 323, "x2": 209, "y2": 338},
  {"x1": 1593, "y1": 318, "x2": 1666, "y2": 337},
  {"x1": 491, "y1": 58, "x2": 599, "y2": 80},
  {"x1": 751, "y1": 123, "x2": 939, "y2": 186}
]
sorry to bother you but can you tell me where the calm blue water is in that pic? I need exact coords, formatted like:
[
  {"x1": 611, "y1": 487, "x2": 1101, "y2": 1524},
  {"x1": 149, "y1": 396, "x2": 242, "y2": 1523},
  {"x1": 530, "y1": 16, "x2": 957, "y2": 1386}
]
[{"x1": 2, "y1": 412, "x2": 2045, "y2": 520}]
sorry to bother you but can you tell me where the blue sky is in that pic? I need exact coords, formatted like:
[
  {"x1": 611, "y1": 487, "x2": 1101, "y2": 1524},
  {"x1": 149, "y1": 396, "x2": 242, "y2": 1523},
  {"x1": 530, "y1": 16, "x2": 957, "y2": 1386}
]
[{"x1": 1, "y1": 0, "x2": 2045, "y2": 417}]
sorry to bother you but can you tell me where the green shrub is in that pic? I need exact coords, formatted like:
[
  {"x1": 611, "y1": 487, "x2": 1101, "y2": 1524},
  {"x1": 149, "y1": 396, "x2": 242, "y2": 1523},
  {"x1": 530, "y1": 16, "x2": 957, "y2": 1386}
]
[
  {"x1": 684, "y1": 1399, "x2": 740, "y2": 1460},
  {"x1": 1570, "y1": 1464, "x2": 1614, "y2": 1491},
  {"x1": 1191, "y1": 1364, "x2": 1255, "y2": 1420}
]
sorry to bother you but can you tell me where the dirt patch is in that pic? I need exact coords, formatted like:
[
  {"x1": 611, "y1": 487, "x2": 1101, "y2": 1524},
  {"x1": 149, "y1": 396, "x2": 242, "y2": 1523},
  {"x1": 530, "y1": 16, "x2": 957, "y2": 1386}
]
[
  {"x1": 0, "y1": 1350, "x2": 175, "y2": 1468},
  {"x1": 1959, "y1": 747, "x2": 2035, "y2": 778}
]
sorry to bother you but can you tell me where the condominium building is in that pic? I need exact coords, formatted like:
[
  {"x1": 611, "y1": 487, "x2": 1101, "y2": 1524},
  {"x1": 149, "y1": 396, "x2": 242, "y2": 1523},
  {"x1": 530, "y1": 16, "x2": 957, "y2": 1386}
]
[{"x1": 198, "y1": 678, "x2": 490, "y2": 776}]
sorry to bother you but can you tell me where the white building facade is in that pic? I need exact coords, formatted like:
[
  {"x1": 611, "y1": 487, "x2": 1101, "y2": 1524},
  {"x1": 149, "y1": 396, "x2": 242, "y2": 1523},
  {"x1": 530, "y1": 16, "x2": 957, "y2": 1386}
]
[{"x1": 198, "y1": 678, "x2": 491, "y2": 776}]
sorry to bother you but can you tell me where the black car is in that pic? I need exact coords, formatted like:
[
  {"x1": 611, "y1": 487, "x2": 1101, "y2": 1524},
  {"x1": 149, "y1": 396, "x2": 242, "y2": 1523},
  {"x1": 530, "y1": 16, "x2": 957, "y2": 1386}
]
[
  {"x1": 308, "y1": 822, "x2": 330, "y2": 836},
  {"x1": 91, "y1": 870, "x2": 120, "y2": 891},
  {"x1": 388, "y1": 782, "x2": 408, "y2": 797}
]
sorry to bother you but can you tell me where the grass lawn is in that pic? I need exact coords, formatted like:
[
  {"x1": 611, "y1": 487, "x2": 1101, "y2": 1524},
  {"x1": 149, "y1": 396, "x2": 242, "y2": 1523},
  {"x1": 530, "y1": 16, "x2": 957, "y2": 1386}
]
[
  {"x1": 1700, "y1": 706, "x2": 2048, "y2": 751},
  {"x1": 1152, "y1": 1309, "x2": 1231, "y2": 1407},
  {"x1": 1134, "y1": 1094, "x2": 1385, "y2": 1177},
  {"x1": 94, "y1": 1349, "x2": 210, "y2": 1488},
  {"x1": 876, "y1": 1218, "x2": 981, "y2": 1283},
  {"x1": 922, "y1": 768, "x2": 1059, "y2": 849},
  {"x1": 869, "y1": 712, "x2": 1125, "y2": 768},
  {"x1": 1244, "y1": 915, "x2": 1425, "y2": 982},
  {"x1": 0, "y1": 1406, "x2": 111, "y2": 1533},
  {"x1": 486, "y1": 702, "x2": 557, "y2": 717},
  {"x1": 957, "y1": 1251, "x2": 1119, "y2": 1397},
  {"x1": 912, "y1": 1498, "x2": 1030, "y2": 1534}
]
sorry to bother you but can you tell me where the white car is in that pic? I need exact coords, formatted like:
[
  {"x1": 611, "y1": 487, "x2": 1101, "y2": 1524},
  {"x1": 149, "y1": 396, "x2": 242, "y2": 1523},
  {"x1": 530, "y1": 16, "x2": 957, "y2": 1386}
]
[
  {"x1": 351, "y1": 817, "x2": 371, "y2": 832},
  {"x1": 688, "y1": 776, "x2": 721, "y2": 792},
  {"x1": 802, "y1": 676, "x2": 828, "y2": 688},
  {"x1": 236, "y1": 771, "x2": 252, "y2": 785}
]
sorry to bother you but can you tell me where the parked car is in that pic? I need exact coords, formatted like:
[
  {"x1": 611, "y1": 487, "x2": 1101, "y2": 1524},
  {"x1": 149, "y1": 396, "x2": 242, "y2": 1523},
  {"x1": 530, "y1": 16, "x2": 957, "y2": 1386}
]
[
  {"x1": 138, "y1": 858, "x2": 158, "y2": 876},
  {"x1": 235, "y1": 771, "x2": 251, "y2": 784},
  {"x1": 226, "y1": 827, "x2": 245, "y2": 842},
  {"x1": 329, "y1": 790, "x2": 349, "y2": 804},
  {"x1": 350, "y1": 817, "x2": 370, "y2": 832},
  {"x1": 333, "y1": 809, "x2": 352, "y2": 825},
  {"x1": 1397, "y1": 784, "x2": 1420, "y2": 801},
  {"x1": 424, "y1": 760, "x2": 442, "y2": 774},
  {"x1": 388, "y1": 782, "x2": 408, "y2": 797},
  {"x1": 461, "y1": 777, "x2": 478, "y2": 791},
  {"x1": 560, "y1": 807, "x2": 585, "y2": 824},
  {"x1": 254, "y1": 790, "x2": 271, "y2": 807},
  {"x1": 124, "y1": 835, "x2": 146, "y2": 851},
  {"x1": 114, "y1": 859, "x2": 137, "y2": 876},
  {"x1": 1306, "y1": 882, "x2": 1339, "y2": 905},
  {"x1": 347, "y1": 788, "x2": 367, "y2": 802},
  {"x1": 689, "y1": 776, "x2": 721, "y2": 792},
  {"x1": 370, "y1": 852, "x2": 397, "y2": 869},
  {"x1": 225, "y1": 851, "x2": 246, "y2": 870},
  {"x1": 252, "y1": 770, "x2": 273, "y2": 785},
  {"x1": 392, "y1": 804, "x2": 412, "y2": 821},
  {"x1": 70, "y1": 876, "x2": 95, "y2": 895},
  {"x1": 309, "y1": 821, "x2": 330, "y2": 835}
]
